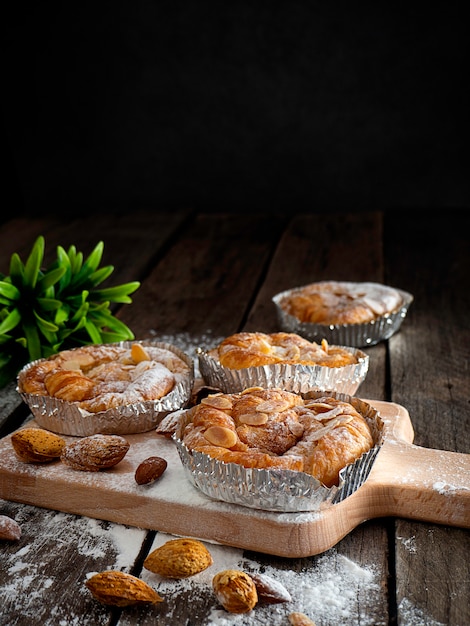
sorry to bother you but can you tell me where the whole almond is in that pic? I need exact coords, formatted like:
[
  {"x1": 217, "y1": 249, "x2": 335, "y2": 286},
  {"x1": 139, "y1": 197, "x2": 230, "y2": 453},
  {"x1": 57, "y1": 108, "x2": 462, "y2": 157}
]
[
  {"x1": 288, "y1": 612, "x2": 317, "y2": 626},
  {"x1": 61, "y1": 434, "x2": 130, "y2": 471},
  {"x1": 212, "y1": 569, "x2": 258, "y2": 614},
  {"x1": 144, "y1": 537, "x2": 213, "y2": 579},
  {"x1": 135, "y1": 456, "x2": 167, "y2": 485},
  {"x1": 11, "y1": 427, "x2": 66, "y2": 463},
  {"x1": 85, "y1": 570, "x2": 163, "y2": 607},
  {"x1": 249, "y1": 572, "x2": 292, "y2": 604},
  {"x1": 0, "y1": 515, "x2": 22, "y2": 541}
]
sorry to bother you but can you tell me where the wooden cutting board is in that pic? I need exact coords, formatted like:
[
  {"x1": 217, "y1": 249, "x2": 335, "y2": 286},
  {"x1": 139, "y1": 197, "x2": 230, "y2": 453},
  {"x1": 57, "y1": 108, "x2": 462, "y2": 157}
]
[{"x1": 0, "y1": 400, "x2": 469, "y2": 558}]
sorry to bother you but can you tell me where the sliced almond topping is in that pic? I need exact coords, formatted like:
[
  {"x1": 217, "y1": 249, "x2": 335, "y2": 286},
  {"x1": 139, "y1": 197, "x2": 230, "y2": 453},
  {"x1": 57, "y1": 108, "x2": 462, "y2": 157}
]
[
  {"x1": 204, "y1": 425, "x2": 238, "y2": 448},
  {"x1": 201, "y1": 395, "x2": 233, "y2": 410},
  {"x1": 131, "y1": 343, "x2": 151, "y2": 363},
  {"x1": 308, "y1": 415, "x2": 353, "y2": 442},
  {"x1": 287, "y1": 419, "x2": 304, "y2": 437},
  {"x1": 320, "y1": 338, "x2": 329, "y2": 353},
  {"x1": 303, "y1": 401, "x2": 335, "y2": 410},
  {"x1": 240, "y1": 386, "x2": 264, "y2": 395},
  {"x1": 256, "y1": 399, "x2": 292, "y2": 413},
  {"x1": 61, "y1": 359, "x2": 82, "y2": 371},
  {"x1": 238, "y1": 412, "x2": 269, "y2": 425}
]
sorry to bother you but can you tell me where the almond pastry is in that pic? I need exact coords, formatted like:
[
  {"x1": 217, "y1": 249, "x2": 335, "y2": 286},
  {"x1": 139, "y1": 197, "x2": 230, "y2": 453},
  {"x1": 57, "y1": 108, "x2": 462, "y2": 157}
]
[
  {"x1": 277, "y1": 281, "x2": 404, "y2": 325},
  {"x1": 208, "y1": 331, "x2": 358, "y2": 369},
  {"x1": 180, "y1": 387, "x2": 374, "y2": 487},
  {"x1": 18, "y1": 342, "x2": 191, "y2": 414}
]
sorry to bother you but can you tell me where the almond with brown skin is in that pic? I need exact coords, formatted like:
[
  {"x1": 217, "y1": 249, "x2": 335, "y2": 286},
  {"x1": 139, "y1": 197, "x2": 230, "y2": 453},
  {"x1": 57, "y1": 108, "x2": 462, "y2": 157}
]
[
  {"x1": 144, "y1": 537, "x2": 213, "y2": 579},
  {"x1": 85, "y1": 570, "x2": 163, "y2": 607},
  {"x1": 11, "y1": 427, "x2": 66, "y2": 463},
  {"x1": 0, "y1": 515, "x2": 22, "y2": 541},
  {"x1": 288, "y1": 612, "x2": 317, "y2": 626},
  {"x1": 61, "y1": 434, "x2": 130, "y2": 471},
  {"x1": 212, "y1": 569, "x2": 258, "y2": 614},
  {"x1": 135, "y1": 456, "x2": 168, "y2": 485},
  {"x1": 249, "y1": 572, "x2": 292, "y2": 604}
]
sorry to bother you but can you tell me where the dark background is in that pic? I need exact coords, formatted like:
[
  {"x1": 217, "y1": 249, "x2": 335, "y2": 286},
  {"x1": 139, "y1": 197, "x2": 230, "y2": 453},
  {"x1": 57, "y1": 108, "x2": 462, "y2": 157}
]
[{"x1": 4, "y1": 2, "x2": 468, "y2": 216}]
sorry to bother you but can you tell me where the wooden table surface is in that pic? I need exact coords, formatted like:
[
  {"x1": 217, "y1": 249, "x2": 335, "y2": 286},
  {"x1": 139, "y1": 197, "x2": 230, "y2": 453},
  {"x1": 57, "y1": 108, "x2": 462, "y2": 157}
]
[{"x1": 0, "y1": 209, "x2": 469, "y2": 626}]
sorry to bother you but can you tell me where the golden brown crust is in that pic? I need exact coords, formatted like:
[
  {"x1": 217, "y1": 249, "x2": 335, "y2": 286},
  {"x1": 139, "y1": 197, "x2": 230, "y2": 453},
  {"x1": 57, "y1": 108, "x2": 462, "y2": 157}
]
[
  {"x1": 279, "y1": 281, "x2": 403, "y2": 325},
  {"x1": 208, "y1": 332, "x2": 358, "y2": 369},
  {"x1": 181, "y1": 388, "x2": 373, "y2": 487},
  {"x1": 18, "y1": 343, "x2": 190, "y2": 413}
]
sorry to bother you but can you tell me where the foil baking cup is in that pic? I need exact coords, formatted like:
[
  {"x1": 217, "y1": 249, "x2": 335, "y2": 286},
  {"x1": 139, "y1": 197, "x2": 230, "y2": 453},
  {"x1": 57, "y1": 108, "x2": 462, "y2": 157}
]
[
  {"x1": 173, "y1": 391, "x2": 384, "y2": 512},
  {"x1": 197, "y1": 346, "x2": 369, "y2": 395},
  {"x1": 272, "y1": 287, "x2": 414, "y2": 347},
  {"x1": 17, "y1": 341, "x2": 194, "y2": 437}
]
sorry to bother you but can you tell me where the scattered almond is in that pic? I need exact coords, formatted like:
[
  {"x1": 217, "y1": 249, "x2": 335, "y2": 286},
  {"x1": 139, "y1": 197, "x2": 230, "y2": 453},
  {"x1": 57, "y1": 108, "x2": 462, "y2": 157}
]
[
  {"x1": 249, "y1": 572, "x2": 292, "y2": 604},
  {"x1": 135, "y1": 456, "x2": 167, "y2": 485},
  {"x1": 0, "y1": 515, "x2": 22, "y2": 541},
  {"x1": 85, "y1": 570, "x2": 163, "y2": 607},
  {"x1": 61, "y1": 434, "x2": 130, "y2": 471},
  {"x1": 155, "y1": 409, "x2": 185, "y2": 438},
  {"x1": 288, "y1": 611, "x2": 317, "y2": 626},
  {"x1": 144, "y1": 537, "x2": 213, "y2": 579},
  {"x1": 212, "y1": 569, "x2": 258, "y2": 614},
  {"x1": 11, "y1": 427, "x2": 66, "y2": 463},
  {"x1": 203, "y1": 425, "x2": 238, "y2": 448}
]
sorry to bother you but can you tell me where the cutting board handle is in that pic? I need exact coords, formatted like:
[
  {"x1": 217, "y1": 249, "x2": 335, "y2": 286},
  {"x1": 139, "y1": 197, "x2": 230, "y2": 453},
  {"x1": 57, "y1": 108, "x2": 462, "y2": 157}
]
[{"x1": 362, "y1": 441, "x2": 470, "y2": 527}]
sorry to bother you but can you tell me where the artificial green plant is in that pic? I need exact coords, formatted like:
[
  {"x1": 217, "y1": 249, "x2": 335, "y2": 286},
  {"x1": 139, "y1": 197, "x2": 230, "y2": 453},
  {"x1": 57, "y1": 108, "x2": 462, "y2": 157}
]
[{"x1": 0, "y1": 236, "x2": 140, "y2": 387}]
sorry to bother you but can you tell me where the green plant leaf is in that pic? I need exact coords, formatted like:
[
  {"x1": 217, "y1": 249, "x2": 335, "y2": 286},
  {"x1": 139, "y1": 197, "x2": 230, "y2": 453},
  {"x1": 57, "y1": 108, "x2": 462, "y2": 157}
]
[
  {"x1": 24, "y1": 236, "x2": 45, "y2": 288},
  {"x1": 33, "y1": 310, "x2": 59, "y2": 333},
  {"x1": 23, "y1": 321, "x2": 42, "y2": 361},
  {"x1": 81, "y1": 241, "x2": 104, "y2": 274},
  {"x1": 9, "y1": 253, "x2": 25, "y2": 288},
  {"x1": 0, "y1": 308, "x2": 22, "y2": 334},
  {"x1": 92, "y1": 282, "x2": 140, "y2": 303},
  {"x1": 37, "y1": 266, "x2": 67, "y2": 291},
  {"x1": 0, "y1": 280, "x2": 21, "y2": 301}
]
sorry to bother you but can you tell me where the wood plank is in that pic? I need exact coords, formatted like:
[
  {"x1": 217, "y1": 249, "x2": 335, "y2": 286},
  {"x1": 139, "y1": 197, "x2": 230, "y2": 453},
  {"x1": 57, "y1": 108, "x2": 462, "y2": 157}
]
[
  {"x1": 385, "y1": 209, "x2": 470, "y2": 626},
  {"x1": 117, "y1": 212, "x2": 288, "y2": 340}
]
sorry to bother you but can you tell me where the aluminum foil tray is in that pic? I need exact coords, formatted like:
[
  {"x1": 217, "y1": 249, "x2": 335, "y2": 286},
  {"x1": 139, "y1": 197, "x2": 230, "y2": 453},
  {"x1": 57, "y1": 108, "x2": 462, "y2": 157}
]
[
  {"x1": 17, "y1": 341, "x2": 194, "y2": 436},
  {"x1": 173, "y1": 391, "x2": 384, "y2": 512},
  {"x1": 272, "y1": 287, "x2": 413, "y2": 347}
]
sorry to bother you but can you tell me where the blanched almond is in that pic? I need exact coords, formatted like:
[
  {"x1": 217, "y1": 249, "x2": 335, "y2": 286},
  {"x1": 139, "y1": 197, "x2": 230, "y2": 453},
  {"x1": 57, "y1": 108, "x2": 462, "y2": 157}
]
[{"x1": 204, "y1": 425, "x2": 238, "y2": 448}]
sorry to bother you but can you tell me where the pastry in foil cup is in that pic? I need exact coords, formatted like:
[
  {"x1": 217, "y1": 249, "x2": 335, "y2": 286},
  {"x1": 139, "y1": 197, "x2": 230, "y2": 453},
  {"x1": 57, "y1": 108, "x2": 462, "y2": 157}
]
[
  {"x1": 17, "y1": 341, "x2": 194, "y2": 436},
  {"x1": 272, "y1": 285, "x2": 413, "y2": 347},
  {"x1": 197, "y1": 346, "x2": 369, "y2": 395},
  {"x1": 173, "y1": 391, "x2": 384, "y2": 512}
]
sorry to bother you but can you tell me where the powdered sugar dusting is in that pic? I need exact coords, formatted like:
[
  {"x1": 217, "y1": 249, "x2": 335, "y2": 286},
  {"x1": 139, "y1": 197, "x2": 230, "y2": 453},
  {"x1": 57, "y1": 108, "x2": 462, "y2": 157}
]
[{"x1": 139, "y1": 533, "x2": 384, "y2": 625}]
